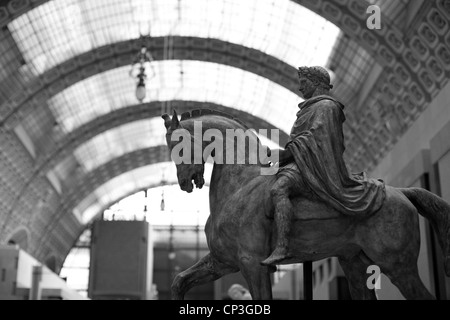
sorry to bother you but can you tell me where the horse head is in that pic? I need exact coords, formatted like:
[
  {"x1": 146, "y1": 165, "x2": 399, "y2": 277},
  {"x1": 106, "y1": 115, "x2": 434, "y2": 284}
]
[{"x1": 162, "y1": 110, "x2": 205, "y2": 193}]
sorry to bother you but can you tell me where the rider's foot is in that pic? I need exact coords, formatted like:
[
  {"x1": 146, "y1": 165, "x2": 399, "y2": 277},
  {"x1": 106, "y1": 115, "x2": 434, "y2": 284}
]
[{"x1": 261, "y1": 248, "x2": 292, "y2": 266}]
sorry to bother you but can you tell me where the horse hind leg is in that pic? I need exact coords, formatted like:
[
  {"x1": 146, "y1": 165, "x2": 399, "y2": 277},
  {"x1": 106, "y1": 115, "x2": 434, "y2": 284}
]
[
  {"x1": 338, "y1": 252, "x2": 378, "y2": 300},
  {"x1": 373, "y1": 244, "x2": 436, "y2": 302},
  {"x1": 364, "y1": 230, "x2": 435, "y2": 300},
  {"x1": 239, "y1": 254, "x2": 273, "y2": 300},
  {"x1": 171, "y1": 253, "x2": 237, "y2": 300},
  {"x1": 382, "y1": 265, "x2": 435, "y2": 300}
]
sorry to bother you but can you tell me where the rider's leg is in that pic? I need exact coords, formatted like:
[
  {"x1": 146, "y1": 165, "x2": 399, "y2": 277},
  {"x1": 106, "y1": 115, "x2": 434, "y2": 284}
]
[{"x1": 261, "y1": 176, "x2": 294, "y2": 266}]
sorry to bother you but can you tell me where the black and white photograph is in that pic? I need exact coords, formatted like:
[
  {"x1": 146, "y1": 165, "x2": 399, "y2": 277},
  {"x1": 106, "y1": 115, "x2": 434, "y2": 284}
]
[{"x1": 0, "y1": 0, "x2": 450, "y2": 307}]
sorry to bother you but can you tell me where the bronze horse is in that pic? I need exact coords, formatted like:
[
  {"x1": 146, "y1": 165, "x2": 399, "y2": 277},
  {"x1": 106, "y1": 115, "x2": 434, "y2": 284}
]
[{"x1": 162, "y1": 109, "x2": 450, "y2": 300}]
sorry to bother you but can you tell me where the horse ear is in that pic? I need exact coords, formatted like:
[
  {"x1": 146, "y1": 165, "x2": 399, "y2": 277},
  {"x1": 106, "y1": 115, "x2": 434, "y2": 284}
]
[
  {"x1": 171, "y1": 110, "x2": 180, "y2": 129},
  {"x1": 162, "y1": 114, "x2": 171, "y2": 130}
]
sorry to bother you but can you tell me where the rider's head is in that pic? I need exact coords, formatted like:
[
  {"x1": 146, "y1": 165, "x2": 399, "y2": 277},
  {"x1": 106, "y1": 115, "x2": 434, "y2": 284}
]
[{"x1": 298, "y1": 66, "x2": 333, "y2": 99}]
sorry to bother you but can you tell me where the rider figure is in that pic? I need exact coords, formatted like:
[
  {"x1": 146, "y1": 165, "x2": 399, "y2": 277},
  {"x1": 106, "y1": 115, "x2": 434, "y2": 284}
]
[{"x1": 261, "y1": 66, "x2": 385, "y2": 266}]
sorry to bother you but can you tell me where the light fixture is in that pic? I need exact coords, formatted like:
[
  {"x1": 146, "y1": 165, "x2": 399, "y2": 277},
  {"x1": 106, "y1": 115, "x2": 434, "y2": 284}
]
[
  {"x1": 160, "y1": 190, "x2": 165, "y2": 212},
  {"x1": 168, "y1": 224, "x2": 176, "y2": 260},
  {"x1": 160, "y1": 169, "x2": 167, "y2": 212},
  {"x1": 168, "y1": 251, "x2": 176, "y2": 260},
  {"x1": 130, "y1": 37, "x2": 155, "y2": 103},
  {"x1": 135, "y1": 66, "x2": 147, "y2": 102}
]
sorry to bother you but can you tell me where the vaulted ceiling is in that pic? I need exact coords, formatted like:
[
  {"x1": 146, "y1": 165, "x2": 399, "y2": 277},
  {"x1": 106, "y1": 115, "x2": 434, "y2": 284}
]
[{"x1": 0, "y1": 0, "x2": 449, "y2": 270}]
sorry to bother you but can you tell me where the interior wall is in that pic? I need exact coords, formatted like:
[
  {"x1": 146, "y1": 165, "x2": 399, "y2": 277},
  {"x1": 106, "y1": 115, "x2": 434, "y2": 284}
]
[
  {"x1": 371, "y1": 81, "x2": 450, "y2": 182},
  {"x1": 370, "y1": 84, "x2": 450, "y2": 299}
]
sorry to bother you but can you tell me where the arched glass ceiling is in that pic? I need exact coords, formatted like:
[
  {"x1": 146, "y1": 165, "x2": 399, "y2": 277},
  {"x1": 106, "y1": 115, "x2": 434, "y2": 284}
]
[
  {"x1": 73, "y1": 162, "x2": 213, "y2": 224},
  {"x1": 47, "y1": 60, "x2": 301, "y2": 134},
  {"x1": 55, "y1": 115, "x2": 280, "y2": 178},
  {"x1": 73, "y1": 118, "x2": 165, "y2": 172},
  {"x1": 8, "y1": 0, "x2": 340, "y2": 76}
]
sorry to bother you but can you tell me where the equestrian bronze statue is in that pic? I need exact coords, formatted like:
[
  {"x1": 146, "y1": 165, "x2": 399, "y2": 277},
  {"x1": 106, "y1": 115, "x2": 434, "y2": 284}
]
[{"x1": 162, "y1": 66, "x2": 450, "y2": 300}]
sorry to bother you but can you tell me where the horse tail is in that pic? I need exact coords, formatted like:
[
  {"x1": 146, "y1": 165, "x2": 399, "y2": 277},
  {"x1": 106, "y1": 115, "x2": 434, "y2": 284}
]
[{"x1": 399, "y1": 187, "x2": 450, "y2": 276}]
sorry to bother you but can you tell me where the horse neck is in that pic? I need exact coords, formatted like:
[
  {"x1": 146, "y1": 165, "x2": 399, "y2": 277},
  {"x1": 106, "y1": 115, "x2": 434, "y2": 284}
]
[
  {"x1": 183, "y1": 115, "x2": 265, "y2": 168},
  {"x1": 208, "y1": 161, "x2": 262, "y2": 217},
  {"x1": 211, "y1": 162, "x2": 259, "y2": 192},
  {"x1": 183, "y1": 116, "x2": 264, "y2": 209}
]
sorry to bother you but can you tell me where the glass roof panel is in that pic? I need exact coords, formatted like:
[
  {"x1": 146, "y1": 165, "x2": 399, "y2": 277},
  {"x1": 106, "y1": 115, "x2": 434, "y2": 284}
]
[
  {"x1": 72, "y1": 116, "x2": 282, "y2": 174},
  {"x1": 74, "y1": 162, "x2": 213, "y2": 224},
  {"x1": 47, "y1": 60, "x2": 301, "y2": 134},
  {"x1": 73, "y1": 118, "x2": 165, "y2": 172},
  {"x1": 8, "y1": 0, "x2": 340, "y2": 75}
]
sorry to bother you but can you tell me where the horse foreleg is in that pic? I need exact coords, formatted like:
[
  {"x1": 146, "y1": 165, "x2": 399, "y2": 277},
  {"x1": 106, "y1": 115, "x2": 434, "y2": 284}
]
[
  {"x1": 171, "y1": 253, "x2": 236, "y2": 300},
  {"x1": 338, "y1": 252, "x2": 378, "y2": 300},
  {"x1": 239, "y1": 254, "x2": 273, "y2": 300}
]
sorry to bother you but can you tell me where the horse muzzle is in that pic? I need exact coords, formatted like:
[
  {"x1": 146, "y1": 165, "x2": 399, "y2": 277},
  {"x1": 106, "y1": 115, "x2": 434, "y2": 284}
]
[
  {"x1": 180, "y1": 178, "x2": 194, "y2": 193},
  {"x1": 180, "y1": 173, "x2": 204, "y2": 193},
  {"x1": 194, "y1": 173, "x2": 205, "y2": 190}
]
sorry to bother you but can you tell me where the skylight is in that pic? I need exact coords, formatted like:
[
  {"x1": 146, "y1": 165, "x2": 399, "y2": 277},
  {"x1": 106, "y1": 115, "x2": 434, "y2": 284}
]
[{"x1": 8, "y1": 0, "x2": 340, "y2": 75}]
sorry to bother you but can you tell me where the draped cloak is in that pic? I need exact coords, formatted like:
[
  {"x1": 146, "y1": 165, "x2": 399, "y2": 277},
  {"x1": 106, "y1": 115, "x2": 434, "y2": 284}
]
[{"x1": 279, "y1": 95, "x2": 386, "y2": 217}]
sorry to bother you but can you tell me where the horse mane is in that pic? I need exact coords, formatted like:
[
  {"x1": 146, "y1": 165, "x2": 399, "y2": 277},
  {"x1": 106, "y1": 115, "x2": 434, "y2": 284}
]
[
  {"x1": 180, "y1": 109, "x2": 251, "y2": 131},
  {"x1": 178, "y1": 109, "x2": 265, "y2": 151}
]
